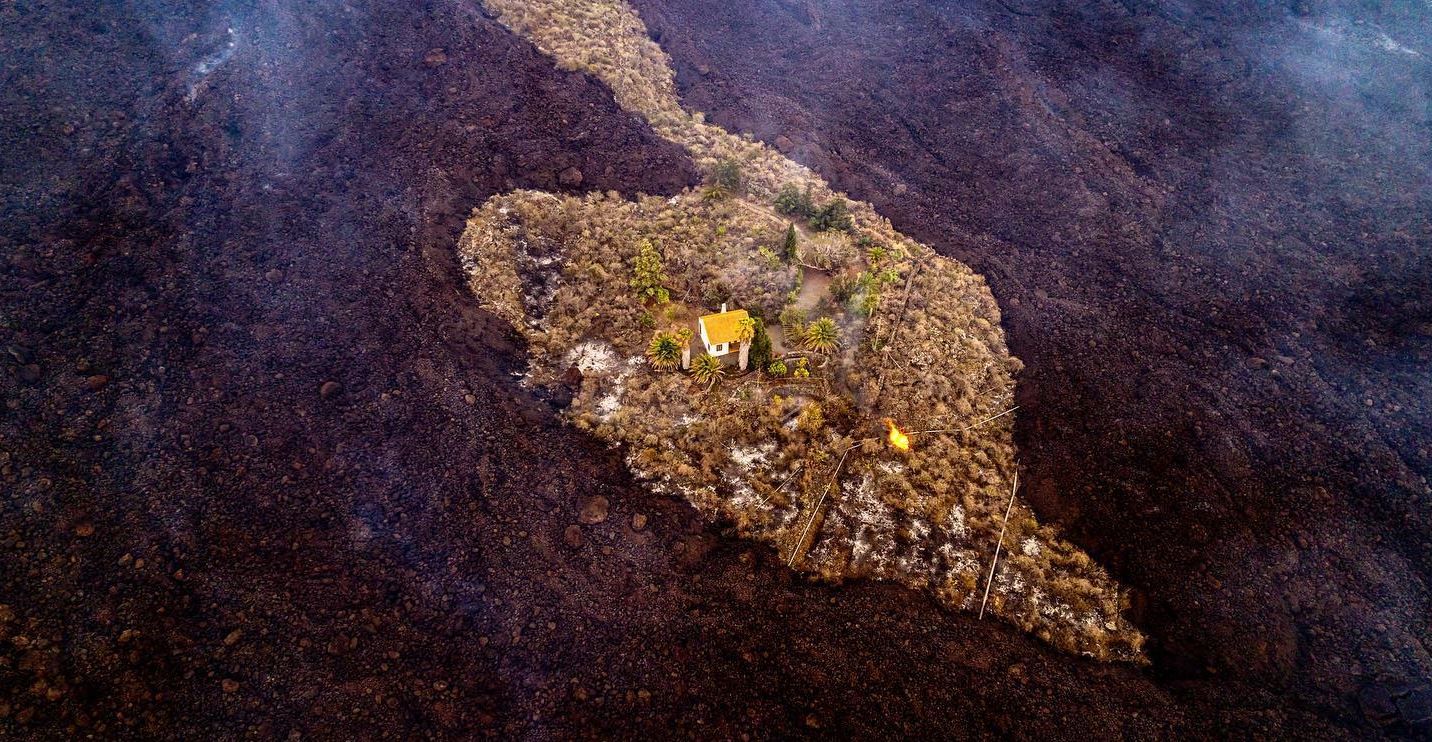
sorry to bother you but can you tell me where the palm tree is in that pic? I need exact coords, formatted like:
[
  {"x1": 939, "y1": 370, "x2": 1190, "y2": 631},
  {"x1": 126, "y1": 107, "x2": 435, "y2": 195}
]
[
  {"x1": 690, "y1": 353, "x2": 723, "y2": 388},
  {"x1": 646, "y1": 331, "x2": 682, "y2": 370},
  {"x1": 735, "y1": 317, "x2": 756, "y2": 344},
  {"x1": 735, "y1": 316, "x2": 756, "y2": 371},
  {"x1": 674, "y1": 327, "x2": 694, "y2": 369},
  {"x1": 802, "y1": 317, "x2": 840, "y2": 353}
]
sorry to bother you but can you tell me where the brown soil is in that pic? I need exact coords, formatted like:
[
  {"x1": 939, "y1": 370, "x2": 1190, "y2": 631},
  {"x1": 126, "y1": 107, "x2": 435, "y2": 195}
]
[
  {"x1": 631, "y1": 0, "x2": 1432, "y2": 735},
  {"x1": 1, "y1": 0, "x2": 1426, "y2": 738}
]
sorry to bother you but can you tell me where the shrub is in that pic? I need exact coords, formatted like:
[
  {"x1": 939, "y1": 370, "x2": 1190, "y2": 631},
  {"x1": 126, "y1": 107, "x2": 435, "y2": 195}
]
[
  {"x1": 803, "y1": 233, "x2": 857, "y2": 270},
  {"x1": 701, "y1": 280, "x2": 731, "y2": 309},
  {"x1": 796, "y1": 402, "x2": 824, "y2": 432},
  {"x1": 774, "y1": 185, "x2": 815, "y2": 219},
  {"x1": 767, "y1": 359, "x2": 788, "y2": 376},
  {"x1": 711, "y1": 157, "x2": 744, "y2": 192},
  {"x1": 810, "y1": 198, "x2": 852, "y2": 232},
  {"x1": 778, "y1": 306, "x2": 807, "y2": 337},
  {"x1": 829, "y1": 273, "x2": 860, "y2": 304},
  {"x1": 854, "y1": 289, "x2": 880, "y2": 318},
  {"x1": 631, "y1": 238, "x2": 669, "y2": 304},
  {"x1": 792, "y1": 357, "x2": 811, "y2": 378}
]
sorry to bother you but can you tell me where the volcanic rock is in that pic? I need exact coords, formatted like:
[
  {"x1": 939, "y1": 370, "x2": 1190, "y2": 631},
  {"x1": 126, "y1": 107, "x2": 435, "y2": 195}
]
[{"x1": 577, "y1": 495, "x2": 609, "y2": 525}]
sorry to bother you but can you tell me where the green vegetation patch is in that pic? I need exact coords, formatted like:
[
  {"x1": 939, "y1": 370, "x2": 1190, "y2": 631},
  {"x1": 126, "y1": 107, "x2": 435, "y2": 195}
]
[{"x1": 460, "y1": 187, "x2": 1144, "y2": 662}]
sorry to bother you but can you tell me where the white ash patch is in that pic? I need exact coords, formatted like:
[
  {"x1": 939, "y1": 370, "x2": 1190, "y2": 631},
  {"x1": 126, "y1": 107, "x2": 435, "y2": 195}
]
[
  {"x1": 849, "y1": 531, "x2": 898, "y2": 575},
  {"x1": 896, "y1": 546, "x2": 931, "y2": 576},
  {"x1": 994, "y1": 567, "x2": 1026, "y2": 597},
  {"x1": 876, "y1": 460, "x2": 906, "y2": 475},
  {"x1": 841, "y1": 474, "x2": 894, "y2": 530},
  {"x1": 599, "y1": 371, "x2": 640, "y2": 421},
  {"x1": 597, "y1": 390, "x2": 623, "y2": 418},
  {"x1": 728, "y1": 442, "x2": 776, "y2": 470},
  {"x1": 937, "y1": 544, "x2": 980, "y2": 575},
  {"x1": 1021, "y1": 537, "x2": 1041, "y2": 557},
  {"x1": 944, "y1": 505, "x2": 968, "y2": 540},
  {"x1": 566, "y1": 341, "x2": 619, "y2": 375},
  {"x1": 186, "y1": 27, "x2": 237, "y2": 102},
  {"x1": 725, "y1": 477, "x2": 759, "y2": 510},
  {"x1": 1040, "y1": 600, "x2": 1077, "y2": 624},
  {"x1": 1083, "y1": 612, "x2": 1105, "y2": 631}
]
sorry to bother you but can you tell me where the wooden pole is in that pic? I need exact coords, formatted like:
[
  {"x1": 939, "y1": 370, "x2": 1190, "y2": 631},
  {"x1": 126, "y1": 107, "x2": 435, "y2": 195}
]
[
  {"x1": 913, "y1": 406, "x2": 1018, "y2": 437},
  {"x1": 786, "y1": 438, "x2": 874, "y2": 568},
  {"x1": 979, "y1": 468, "x2": 1019, "y2": 621}
]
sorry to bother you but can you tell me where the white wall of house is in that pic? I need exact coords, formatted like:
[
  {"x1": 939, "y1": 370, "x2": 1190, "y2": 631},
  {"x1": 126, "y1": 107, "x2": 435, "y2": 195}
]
[{"x1": 699, "y1": 321, "x2": 730, "y2": 356}]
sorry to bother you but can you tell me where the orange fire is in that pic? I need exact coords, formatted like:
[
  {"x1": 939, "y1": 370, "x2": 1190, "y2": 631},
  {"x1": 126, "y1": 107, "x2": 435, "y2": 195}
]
[{"x1": 884, "y1": 419, "x2": 911, "y2": 451}]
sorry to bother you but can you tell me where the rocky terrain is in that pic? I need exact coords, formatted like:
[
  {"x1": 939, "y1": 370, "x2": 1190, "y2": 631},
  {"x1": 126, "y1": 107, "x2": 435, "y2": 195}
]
[{"x1": 1, "y1": 0, "x2": 1428, "y2": 738}]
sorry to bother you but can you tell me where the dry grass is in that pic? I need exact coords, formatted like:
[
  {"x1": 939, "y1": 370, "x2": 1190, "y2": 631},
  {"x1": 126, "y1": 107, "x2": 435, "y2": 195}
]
[{"x1": 467, "y1": 0, "x2": 1146, "y2": 662}]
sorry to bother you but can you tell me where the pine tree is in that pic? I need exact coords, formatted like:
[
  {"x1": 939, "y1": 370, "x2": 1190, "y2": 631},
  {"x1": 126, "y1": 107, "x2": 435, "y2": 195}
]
[
  {"x1": 748, "y1": 319, "x2": 773, "y2": 371},
  {"x1": 782, "y1": 224, "x2": 798, "y2": 263}
]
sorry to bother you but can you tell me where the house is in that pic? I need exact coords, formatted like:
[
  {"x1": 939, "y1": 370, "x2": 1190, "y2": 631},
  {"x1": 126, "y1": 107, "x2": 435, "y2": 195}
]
[{"x1": 697, "y1": 303, "x2": 750, "y2": 370}]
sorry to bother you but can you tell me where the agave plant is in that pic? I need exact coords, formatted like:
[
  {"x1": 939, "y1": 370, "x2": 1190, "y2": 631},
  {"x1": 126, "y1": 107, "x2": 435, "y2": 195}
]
[
  {"x1": 646, "y1": 331, "x2": 682, "y2": 370},
  {"x1": 802, "y1": 317, "x2": 840, "y2": 353},
  {"x1": 690, "y1": 353, "x2": 723, "y2": 386}
]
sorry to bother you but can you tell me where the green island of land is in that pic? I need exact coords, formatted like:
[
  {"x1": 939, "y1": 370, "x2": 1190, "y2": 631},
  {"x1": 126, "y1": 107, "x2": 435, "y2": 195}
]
[{"x1": 460, "y1": 0, "x2": 1146, "y2": 662}]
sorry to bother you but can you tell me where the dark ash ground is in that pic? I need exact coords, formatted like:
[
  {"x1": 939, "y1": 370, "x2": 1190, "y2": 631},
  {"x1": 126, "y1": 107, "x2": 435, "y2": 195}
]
[{"x1": 2, "y1": 0, "x2": 1429, "y2": 737}]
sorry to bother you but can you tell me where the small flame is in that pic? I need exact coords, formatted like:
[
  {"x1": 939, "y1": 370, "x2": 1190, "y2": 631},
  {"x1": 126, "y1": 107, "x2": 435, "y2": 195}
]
[{"x1": 884, "y1": 419, "x2": 910, "y2": 451}]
